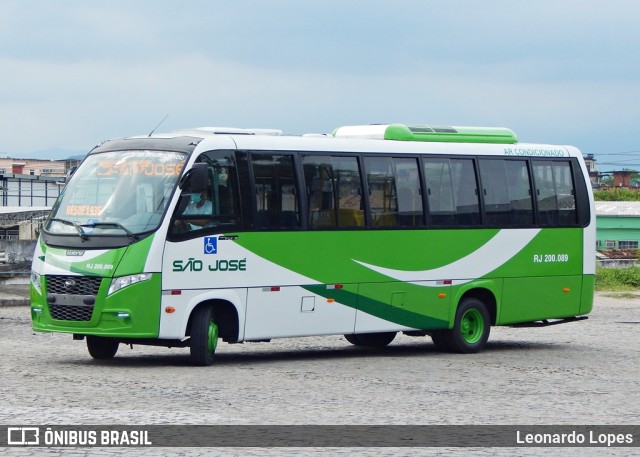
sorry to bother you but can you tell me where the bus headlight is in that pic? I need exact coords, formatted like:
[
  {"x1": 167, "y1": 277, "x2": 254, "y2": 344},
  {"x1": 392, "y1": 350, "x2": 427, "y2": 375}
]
[
  {"x1": 108, "y1": 273, "x2": 153, "y2": 296},
  {"x1": 30, "y1": 270, "x2": 42, "y2": 293}
]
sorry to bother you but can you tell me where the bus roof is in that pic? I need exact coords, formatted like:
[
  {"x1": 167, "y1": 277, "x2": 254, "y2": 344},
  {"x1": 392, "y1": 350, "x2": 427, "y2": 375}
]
[
  {"x1": 105, "y1": 123, "x2": 583, "y2": 160},
  {"x1": 332, "y1": 124, "x2": 518, "y2": 144},
  {"x1": 165, "y1": 123, "x2": 518, "y2": 145}
]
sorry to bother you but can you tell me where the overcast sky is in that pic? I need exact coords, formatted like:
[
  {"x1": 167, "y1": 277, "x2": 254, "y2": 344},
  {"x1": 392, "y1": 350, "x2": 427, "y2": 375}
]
[{"x1": 1, "y1": 1, "x2": 639, "y2": 168}]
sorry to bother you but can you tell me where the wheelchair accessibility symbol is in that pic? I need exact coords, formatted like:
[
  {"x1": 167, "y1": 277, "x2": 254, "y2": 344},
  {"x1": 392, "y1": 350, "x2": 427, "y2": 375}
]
[{"x1": 204, "y1": 236, "x2": 218, "y2": 254}]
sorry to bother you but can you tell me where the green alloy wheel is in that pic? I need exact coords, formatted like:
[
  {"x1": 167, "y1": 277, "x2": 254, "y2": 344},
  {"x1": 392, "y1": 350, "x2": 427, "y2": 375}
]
[{"x1": 443, "y1": 298, "x2": 490, "y2": 353}]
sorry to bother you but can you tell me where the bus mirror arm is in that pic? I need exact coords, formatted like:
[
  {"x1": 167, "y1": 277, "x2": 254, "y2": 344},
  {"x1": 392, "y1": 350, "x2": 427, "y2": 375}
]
[
  {"x1": 176, "y1": 194, "x2": 190, "y2": 215},
  {"x1": 179, "y1": 163, "x2": 208, "y2": 192}
]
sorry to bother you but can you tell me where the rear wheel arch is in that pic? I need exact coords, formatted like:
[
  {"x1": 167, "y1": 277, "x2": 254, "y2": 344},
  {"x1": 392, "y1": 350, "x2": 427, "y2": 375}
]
[{"x1": 458, "y1": 287, "x2": 497, "y2": 326}]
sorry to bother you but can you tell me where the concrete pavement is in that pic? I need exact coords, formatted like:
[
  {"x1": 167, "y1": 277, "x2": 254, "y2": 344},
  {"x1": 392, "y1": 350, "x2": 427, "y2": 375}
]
[
  {"x1": 0, "y1": 283, "x2": 30, "y2": 307},
  {"x1": 0, "y1": 293, "x2": 637, "y2": 456}
]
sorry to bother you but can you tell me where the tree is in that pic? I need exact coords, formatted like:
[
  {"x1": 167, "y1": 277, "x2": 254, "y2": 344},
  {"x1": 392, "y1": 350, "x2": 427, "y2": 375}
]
[{"x1": 593, "y1": 188, "x2": 640, "y2": 201}]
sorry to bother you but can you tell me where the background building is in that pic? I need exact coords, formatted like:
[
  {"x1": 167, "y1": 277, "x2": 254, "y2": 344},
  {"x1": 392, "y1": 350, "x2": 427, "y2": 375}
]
[
  {"x1": 0, "y1": 157, "x2": 77, "y2": 254},
  {"x1": 595, "y1": 201, "x2": 640, "y2": 250},
  {"x1": 0, "y1": 157, "x2": 78, "y2": 207},
  {"x1": 583, "y1": 154, "x2": 602, "y2": 187},
  {"x1": 0, "y1": 157, "x2": 79, "y2": 177}
]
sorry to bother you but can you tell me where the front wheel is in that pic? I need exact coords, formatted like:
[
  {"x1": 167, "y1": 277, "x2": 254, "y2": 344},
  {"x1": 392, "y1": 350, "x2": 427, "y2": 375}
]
[
  {"x1": 444, "y1": 298, "x2": 490, "y2": 353},
  {"x1": 189, "y1": 305, "x2": 219, "y2": 366},
  {"x1": 86, "y1": 336, "x2": 119, "y2": 360}
]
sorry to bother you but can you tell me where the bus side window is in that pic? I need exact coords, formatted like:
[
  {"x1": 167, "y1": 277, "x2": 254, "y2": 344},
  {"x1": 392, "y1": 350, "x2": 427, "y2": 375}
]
[
  {"x1": 553, "y1": 161, "x2": 578, "y2": 225},
  {"x1": 250, "y1": 154, "x2": 301, "y2": 230},
  {"x1": 504, "y1": 160, "x2": 534, "y2": 226},
  {"x1": 479, "y1": 159, "x2": 511, "y2": 226},
  {"x1": 168, "y1": 151, "x2": 242, "y2": 238},
  {"x1": 171, "y1": 167, "x2": 215, "y2": 233},
  {"x1": 302, "y1": 155, "x2": 364, "y2": 229},
  {"x1": 209, "y1": 162, "x2": 240, "y2": 225},
  {"x1": 451, "y1": 159, "x2": 481, "y2": 226},
  {"x1": 394, "y1": 157, "x2": 424, "y2": 226},
  {"x1": 424, "y1": 158, "x2": 455, "y2": 226},
  {"x1": 478, "y1": 159, "x2": 533, "y2": 227},
  {"x1": 365, "y1": 157, "x2": 397, "y2": 227},
  {"x1": 532, "y1": 160, "x2": 577, "y2": 227},
  {"x1": 424, "y1": 158, "x2": 481, "y2": 227},
  {"x1": 364, "y1": 156, "x2": 423, "y2": 227}
]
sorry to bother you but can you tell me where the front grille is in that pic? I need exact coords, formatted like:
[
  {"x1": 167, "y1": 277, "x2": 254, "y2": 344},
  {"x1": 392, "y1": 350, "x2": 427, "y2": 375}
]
[
  {"x1": 46, "y1": 275, "x2": 102, "y2": 295},
  {"x1": 50, "y1": 304, "x2": 93, "y2": 321},
  {"x1": 46, "y1": 275, "x2": 101, "y2": 321}
]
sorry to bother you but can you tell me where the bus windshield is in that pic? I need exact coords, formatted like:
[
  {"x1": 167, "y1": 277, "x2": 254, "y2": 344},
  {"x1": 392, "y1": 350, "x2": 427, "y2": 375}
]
[{"x1": 45, "y1": 150, "x2": 187, "y2": 236}]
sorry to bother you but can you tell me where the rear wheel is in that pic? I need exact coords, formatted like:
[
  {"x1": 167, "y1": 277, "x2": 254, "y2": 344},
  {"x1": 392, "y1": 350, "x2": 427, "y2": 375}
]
[
  {"x1": 86, "y1": 336, "x2": 119, "y2": 360},
  {"x1": 444, "y1": 298, "x2": 490, "y2": 353},
  {"x1": 430, "y1": 330, "x2": 451, "y2": 352},
  {"x1": 345, "y1": 332, "x2": 396, "y2": 347},
  {"x1": 189, "y1": 306, "x2": 219, "y2": 366}
]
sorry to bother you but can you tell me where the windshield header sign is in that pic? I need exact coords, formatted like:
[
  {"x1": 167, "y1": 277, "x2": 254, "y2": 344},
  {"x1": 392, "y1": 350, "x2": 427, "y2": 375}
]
[{"x1": 96, "y1": 160, "x2": 184, "y2": 177}]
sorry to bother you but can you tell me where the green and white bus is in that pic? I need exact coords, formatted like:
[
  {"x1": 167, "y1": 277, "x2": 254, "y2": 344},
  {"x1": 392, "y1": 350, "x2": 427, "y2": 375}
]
[{"x1": 30, "y1": 123, "x2": 595, "y2": 365}]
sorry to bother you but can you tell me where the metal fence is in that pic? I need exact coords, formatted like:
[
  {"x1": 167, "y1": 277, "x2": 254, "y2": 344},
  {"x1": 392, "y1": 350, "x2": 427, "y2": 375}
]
[{"x1": 0, "y1": 175, "x2": 66, "y2": 206}]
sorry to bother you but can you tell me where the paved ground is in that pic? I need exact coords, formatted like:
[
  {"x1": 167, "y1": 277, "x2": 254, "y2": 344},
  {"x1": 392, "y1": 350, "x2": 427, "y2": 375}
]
[
  {"x1": 0, "y1": 292, "x2": 638, "y2": 456},
  {"x1": 0, "y1": 284, "x2": 29, "y2": 307}
]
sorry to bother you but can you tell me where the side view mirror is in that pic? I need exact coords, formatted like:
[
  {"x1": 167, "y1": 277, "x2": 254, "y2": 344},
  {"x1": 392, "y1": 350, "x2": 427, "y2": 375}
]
[{"x1": 179, "y1": 163, "x2": 208, "y2": 193}]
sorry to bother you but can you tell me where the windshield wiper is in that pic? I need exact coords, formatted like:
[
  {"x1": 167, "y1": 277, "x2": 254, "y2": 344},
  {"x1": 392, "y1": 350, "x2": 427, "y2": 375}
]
[
  {"x1": 49, "y1": 218, "x2": 88, "y2": 240},
  {"x1": 79, "y1": 222, "x2": 138, "y2": 239}
]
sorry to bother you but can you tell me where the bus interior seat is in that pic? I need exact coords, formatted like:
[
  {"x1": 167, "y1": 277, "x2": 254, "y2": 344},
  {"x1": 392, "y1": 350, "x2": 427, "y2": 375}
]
[
  {"x1": 373, "y1": 212, "x2": 397, "y2": 227},
  {"x1": 337, "y1": 209, "x2": 364, "y2": 227},
  {"x1": 279, "y1": 211, "x2": 300, "y2": 228},
  {"x1": 256, "y1": 210, "x2": 275, "y2": 228}
]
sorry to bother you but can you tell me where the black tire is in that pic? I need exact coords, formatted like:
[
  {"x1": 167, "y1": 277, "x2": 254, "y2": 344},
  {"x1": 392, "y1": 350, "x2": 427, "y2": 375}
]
[
  {"x1": 444, "y1": 298, "x2": 491, "y2": 354},
  {"x1": 86, "y1": 336, "x2": 119, "y2": 360},
  {"x1": 430, "y1": 330, "x2": 451, "y2": 352},
  {"x1": 349, "y1": 332, "x2": 396, "y2": 348},
  {"x1": 189, "y1": 306, "x2": 219, "y2": 366},
  {"x1": 344, "y1": 334, "x2": 362, "y2": 345}
]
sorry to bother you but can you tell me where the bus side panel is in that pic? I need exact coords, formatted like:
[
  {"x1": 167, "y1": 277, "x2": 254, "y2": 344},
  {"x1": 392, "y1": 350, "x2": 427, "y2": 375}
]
[
  {"x1": 354, "y1": 281, "x2": 451, "y2": 333},
  {"x1": 499, "y1": 275, "x2": 583, "y2": 325},
  {"x1": 580, "y1": 275, "x2": 595, "y2": 315},
  {"x1": 244, "y1": 285, "x2": 357, "y2": 339},
  {"x1": 490, "y1": 227, "x2": 584, "y2": 324}
]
